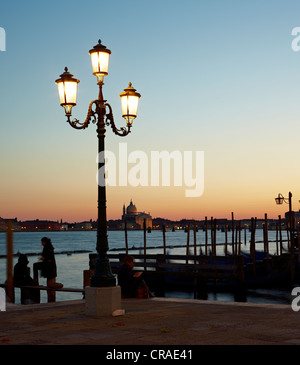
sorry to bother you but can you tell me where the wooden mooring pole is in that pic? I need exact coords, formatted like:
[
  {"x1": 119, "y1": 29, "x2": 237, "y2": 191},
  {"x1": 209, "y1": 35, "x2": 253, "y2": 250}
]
[
  {"x1": 213, "y1": 218, "x2": 217, "y2": 256},
  {"x1": 186, "y1": 222, "x2": 190, "y2": 264},
  {"x1": 250, "y1": 217, "x2": 256, "y2": 276},
  {"x1": 162, "y1": 224, "x2": 166, "y2": 255},
  {"x1": 124, "y1": 220, "x2": 128, "y2": 255},
  {"x1": 297, "y1": 224, "x2": 300, "y2": 264},
  {"x1": 143, "y1": 219, "x2": 147, "y2": 269},
  {"x1": 287, "y1": 221, "x2": 290, "y2": 250},
  {"x1": 193, "y1": 220, "x2": 197, "y2": 262},
  {"x1": 211, "y1": 217, "x2": 214, "y2": 255},
  {"x1": 278, "y1": 215, "x2": 283, "y2": 255},
  {"x1": 276, "y1": 222, "x2": 279, "y2": 256},
  {"x1": 205, "y1": 217, "x2": 208, "y2": 255},
  {"x1": 264, "y1": 213, "x2": 270, "y2": 272},
  {"x1": 238, "y1": 220, "x2": 241, "y2": 255},
  {"x1": 231, "y1": 212, "x2": 235, "y2": 256},
  {"x1": 224, "y1": 219, "x2": 228, "y2": 256},
  {"x1": 6, "y1": 220, "x2": 14, "y2": 303}
]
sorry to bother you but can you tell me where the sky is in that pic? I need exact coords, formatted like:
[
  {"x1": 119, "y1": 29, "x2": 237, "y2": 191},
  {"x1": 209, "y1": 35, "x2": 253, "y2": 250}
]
[{"x1": 1, "y1": 0, "x2": 300, "y2": 222}]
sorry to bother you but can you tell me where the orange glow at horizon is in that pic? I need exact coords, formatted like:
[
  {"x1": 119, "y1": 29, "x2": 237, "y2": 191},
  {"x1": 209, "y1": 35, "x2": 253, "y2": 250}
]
[
  {"x1": 1, "y1": 149, "x2": 298, "y2": 223},
  {"x1": 4, "y1": 184, "x2": 293, "y2": 223}
]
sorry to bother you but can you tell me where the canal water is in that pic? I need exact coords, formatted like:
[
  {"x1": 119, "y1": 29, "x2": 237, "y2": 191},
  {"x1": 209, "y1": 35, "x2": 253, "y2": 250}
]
[{"x1": 0, "y1": 229, "x2": 296, "y2": 305}]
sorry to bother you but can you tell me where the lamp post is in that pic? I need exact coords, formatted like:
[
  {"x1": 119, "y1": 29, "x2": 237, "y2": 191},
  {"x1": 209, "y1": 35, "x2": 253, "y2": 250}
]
[
  {"x1": 55, "y1": 40, "x2": 141, "y2": 288},
  {"x1": 275, "y1": 192, "x2": 294, "y2": 255}
]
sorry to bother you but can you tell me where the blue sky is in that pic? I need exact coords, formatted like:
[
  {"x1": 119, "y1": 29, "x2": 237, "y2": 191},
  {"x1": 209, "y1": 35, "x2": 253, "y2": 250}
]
[{"x1": 1, "y1": 0, "x2": 300, "y2": 221}]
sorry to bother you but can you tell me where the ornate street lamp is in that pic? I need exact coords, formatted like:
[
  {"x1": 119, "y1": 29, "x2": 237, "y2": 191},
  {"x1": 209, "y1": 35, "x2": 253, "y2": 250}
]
[
  {"x1": 274, "y1": 193, "x2": 285, "y2": 205},
  {"x1": 275, "y1": 192, "x2": 294, "y2": 255},
  {"x1": 55, "y1": 40, "x2": 141, "y2": 287},
  {"x1": 55, "y1": 67, "x2": 80, "y2": 117},
  {"x1": 275, "y1": 192, "x2": 292, "y2": 211}
]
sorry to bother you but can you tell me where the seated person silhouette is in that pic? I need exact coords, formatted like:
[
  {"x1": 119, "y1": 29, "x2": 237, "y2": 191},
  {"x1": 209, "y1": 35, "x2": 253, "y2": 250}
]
[
  {"x1": 117, "y1": 255, "x2": 152, "y2": 298},
  {"x1": 14, "y1": 254, "x2": 40, "y2": 304}
]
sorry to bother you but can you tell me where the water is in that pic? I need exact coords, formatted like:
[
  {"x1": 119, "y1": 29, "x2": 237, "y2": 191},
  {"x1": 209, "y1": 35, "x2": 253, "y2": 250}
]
[{"x1": 0, "y1": 229, "x2": 294, "y2": 305}]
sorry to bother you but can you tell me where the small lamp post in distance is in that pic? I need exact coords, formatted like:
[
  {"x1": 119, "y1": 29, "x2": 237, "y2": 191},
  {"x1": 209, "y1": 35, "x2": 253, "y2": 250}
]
[{"x1": 275, "y1": 192, "x2": 294, "y2": 256}]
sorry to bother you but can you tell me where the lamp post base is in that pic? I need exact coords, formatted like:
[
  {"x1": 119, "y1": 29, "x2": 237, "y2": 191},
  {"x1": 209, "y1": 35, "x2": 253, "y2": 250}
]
[
  {"x1": 90, "y1": 275, "x2": 117, "y2": 287},
  {"x1": 90, "y1": 255, "x2": 117, "y2": 287},
  {"x1": 85, "y1": 286, "x2": 122, "y2": 317}
]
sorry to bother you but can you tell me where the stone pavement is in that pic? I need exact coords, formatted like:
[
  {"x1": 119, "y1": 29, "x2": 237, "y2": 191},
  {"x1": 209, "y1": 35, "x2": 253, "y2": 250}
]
[{"x1": 1, "y1": 297, "x2": 300, "y2": 347}]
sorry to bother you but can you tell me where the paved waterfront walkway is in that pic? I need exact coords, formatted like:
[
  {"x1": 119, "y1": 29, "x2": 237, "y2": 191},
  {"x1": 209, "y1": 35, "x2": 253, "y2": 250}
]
[{"x1": 1, "y1": 297, "x2": 300, "y2": 347}]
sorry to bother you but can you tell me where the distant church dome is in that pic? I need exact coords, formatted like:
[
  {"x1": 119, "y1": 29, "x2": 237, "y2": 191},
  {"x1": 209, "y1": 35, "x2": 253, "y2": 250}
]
[{"x1": 127, "y1": 200, "x2": 138, "y2": 215}]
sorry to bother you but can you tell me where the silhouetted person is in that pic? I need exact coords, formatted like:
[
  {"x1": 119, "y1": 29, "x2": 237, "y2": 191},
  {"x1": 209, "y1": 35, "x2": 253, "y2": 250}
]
[
  {"x1": 118, "y1": 255, "x2": 151, "y2": 298},
  {"x1": 33, "y1": 237, "x2": 62, "y2": 302},
  {"x1": 14, "y1": 254, "x2": 40, "y2": 304}
]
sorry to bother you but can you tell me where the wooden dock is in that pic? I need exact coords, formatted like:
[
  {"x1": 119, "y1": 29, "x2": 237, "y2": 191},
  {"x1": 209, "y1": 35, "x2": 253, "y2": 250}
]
[
  {"x1": 85, "y1": 252, "x2": 246, "y2": 299},
  {"x1": 86, "y1": 249, "x2": 298, "y2": 300}
]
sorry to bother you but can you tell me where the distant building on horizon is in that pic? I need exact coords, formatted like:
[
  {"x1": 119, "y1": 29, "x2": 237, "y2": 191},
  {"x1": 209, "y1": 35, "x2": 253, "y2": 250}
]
[
  {"x1": 19, "y1": 219, "x2": 61, "y2": 231},
  {"x1": 121, "y1": 200, "x2": 152, "y2": 230},
  {"x1": 0, "y1": 217, "x2": 19, "y2": 231}
]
